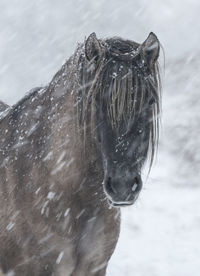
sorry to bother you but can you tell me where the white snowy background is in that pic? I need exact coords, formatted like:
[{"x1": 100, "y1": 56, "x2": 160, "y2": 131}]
[{"x1": 0, "y1": 0, "x2": 200, "y2": 275}]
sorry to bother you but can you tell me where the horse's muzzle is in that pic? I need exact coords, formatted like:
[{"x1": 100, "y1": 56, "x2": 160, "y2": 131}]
[{"x1": 103, "y1": 174, "x2": 142, "y2": 207}]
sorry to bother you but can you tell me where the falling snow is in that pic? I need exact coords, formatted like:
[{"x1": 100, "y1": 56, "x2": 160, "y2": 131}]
[
  {"x1": 0, "y1": 1, "x2": 200, "y2": 276},
  {"x1": 56, "y1": 251, "x2": 64, "y2": 265},
  {"x1": 6, "y1": 222, "x2": 15, "y2": 231}
]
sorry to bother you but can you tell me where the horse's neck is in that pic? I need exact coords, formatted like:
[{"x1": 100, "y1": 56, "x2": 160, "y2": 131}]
[{"x1": 43, "y1": 54, "x2": 104, "y2": 189}]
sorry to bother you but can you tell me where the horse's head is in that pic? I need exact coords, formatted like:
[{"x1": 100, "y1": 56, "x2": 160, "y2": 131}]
[{"x1": 78, "y1": 32, "x2": 161, "y2": 207}]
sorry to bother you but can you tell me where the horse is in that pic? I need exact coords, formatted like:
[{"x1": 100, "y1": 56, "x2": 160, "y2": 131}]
[{"x1": 0, "y1": 32, "x2": 161, "y2": 276}]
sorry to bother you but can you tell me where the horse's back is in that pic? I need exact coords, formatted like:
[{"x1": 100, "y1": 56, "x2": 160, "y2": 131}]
[{"x1": 0, "y1": 101, "x2": 10, "y2": 121}]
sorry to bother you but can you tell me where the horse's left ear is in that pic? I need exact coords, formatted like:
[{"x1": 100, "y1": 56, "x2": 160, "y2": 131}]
[
  {"x1": 85, "y1": 32, "x2": 103, "y2": 62},
  {"x1": 140, "y1": 32, "x2": 160, "y2": 68}
]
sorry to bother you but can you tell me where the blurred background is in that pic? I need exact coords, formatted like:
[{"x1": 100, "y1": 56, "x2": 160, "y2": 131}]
[{"x1": 0, "y1": 0, "x2": 200, "y2": 275}]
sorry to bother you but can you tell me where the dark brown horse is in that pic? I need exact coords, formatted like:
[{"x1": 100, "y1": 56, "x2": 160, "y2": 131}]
[{"x1": 0, "y1": 32, "x2": 161, "y2": 275}]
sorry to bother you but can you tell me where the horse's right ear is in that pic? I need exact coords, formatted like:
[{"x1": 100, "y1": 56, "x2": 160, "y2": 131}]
[
  {"x1": 85, "y1": 33, "x2": 103, "y2": 62},
  {"x1": 140, "y1": 32, "x2": 160, "y2": 69}
]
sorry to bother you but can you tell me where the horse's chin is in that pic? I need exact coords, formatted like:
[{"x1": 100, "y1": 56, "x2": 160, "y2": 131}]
[{"x1": 108, "y1": 199, "x2": 135, "y2": 208}]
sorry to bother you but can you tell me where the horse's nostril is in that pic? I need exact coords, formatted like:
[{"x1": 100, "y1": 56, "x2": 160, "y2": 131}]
[
  {"x1": 135, "y1": 176, "x2": 140, "y2": 185},
  {"x1": 105, "y1": 177, "x2": 117, "y2": 194}
]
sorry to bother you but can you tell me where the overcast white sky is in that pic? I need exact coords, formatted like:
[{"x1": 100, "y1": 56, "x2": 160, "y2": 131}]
[{"x1": 0, "y1": 0, "x2": 200, "y2": 104}]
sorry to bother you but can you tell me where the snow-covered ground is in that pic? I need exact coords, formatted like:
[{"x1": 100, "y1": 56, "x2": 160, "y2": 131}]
[
  {"x1": 108, "y1": 182, "x2": 200, "y2": 276},
  {"x1": 0, "y1": 1, "x2": 200, "y2": 275}
]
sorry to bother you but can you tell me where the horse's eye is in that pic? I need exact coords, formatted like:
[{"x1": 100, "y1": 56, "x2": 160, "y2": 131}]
[
  {"x1": 149, "y1": 97, "x2": 155, "y2": 105},
  {"x1": 128, "y1": 126, "x2": 143, "y2": 136}
]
